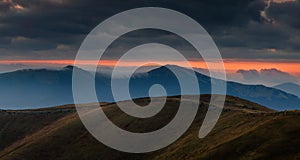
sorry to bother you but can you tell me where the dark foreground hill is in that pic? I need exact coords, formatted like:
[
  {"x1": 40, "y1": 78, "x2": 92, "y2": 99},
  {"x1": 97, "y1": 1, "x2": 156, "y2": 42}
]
[{"x1": 0, "y1": 95, "x2": 299, "y2": 160}]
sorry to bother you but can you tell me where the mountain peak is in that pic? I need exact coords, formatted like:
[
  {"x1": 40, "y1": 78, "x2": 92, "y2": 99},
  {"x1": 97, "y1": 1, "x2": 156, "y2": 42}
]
[
  {"x1": 148, "y1": 64, "x2": 191, "y2": 73},
  {"x1": 63, "y1": 65, "x2": 75, "y2": 70},
  {"x1": 147, "y1": 64, "x2": 206, "y2": 77},
  {"x1": 63, "y1": 65, "x2": 83, "y2": 71}
]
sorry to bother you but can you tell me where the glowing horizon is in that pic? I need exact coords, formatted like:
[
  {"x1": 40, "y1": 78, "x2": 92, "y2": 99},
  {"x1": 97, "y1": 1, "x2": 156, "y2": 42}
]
[{"x1": 0, "y1": 59, "x2": 299, "y2": 75}]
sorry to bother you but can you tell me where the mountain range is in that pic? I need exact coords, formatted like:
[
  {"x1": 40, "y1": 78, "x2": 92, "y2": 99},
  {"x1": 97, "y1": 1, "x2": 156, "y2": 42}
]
[{"x1": 0, "y1": 65, "x2": 299, "y2": 110}]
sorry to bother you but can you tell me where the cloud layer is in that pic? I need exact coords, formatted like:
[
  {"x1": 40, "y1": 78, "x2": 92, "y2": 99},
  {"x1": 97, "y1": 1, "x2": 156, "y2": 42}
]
[
  {"x1": 235, "y1": 68, "x2": 300, "y2": 86},
  {"x1": 0, "y1": 0, "x2": 299, "y2": 61}
]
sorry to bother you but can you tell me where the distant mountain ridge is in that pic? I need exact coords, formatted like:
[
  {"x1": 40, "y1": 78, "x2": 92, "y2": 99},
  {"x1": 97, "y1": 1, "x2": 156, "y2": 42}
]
[
  {"x1": 274, "y1": 82, "x2": 300, "y2": 98},
  {"x1": 0, "y1": 65, "x2": 299, "y2": 110}
]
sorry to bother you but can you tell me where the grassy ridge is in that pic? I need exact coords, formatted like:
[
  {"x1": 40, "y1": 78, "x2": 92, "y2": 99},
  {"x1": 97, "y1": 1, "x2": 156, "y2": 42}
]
[{"x1": 0, "y1": 95, "x2": 299, "y2": 160}]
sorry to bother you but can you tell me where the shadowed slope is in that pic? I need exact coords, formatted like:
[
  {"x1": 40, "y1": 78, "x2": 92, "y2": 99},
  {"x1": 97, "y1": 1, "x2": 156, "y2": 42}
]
[{"x1": 0, "y1": 95, "x2": 299, "y2": 160}]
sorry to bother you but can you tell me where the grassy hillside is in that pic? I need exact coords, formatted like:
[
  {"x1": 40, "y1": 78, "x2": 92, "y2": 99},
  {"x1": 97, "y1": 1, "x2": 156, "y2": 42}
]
[{"x1": 0, "y1": 95, "x2": 299, "y2": 160}]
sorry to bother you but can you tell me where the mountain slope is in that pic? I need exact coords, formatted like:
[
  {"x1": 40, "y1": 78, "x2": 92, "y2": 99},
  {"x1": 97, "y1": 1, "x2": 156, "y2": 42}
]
[
  {"x1": 0, "y1": 67, "x2": 75, "y2": 108},
  {"x1": 0, "y1": 66, "x2": 111, "y2": 109},
  {"x1": 274, "y1": 82, "x2": 300, "y2": 98},
  {"x1": 130, "y1": 65, "x2": 300, "y2": 110},
  {"x1": 0, "y1": 95, "x2": 299, "y2": 160}
]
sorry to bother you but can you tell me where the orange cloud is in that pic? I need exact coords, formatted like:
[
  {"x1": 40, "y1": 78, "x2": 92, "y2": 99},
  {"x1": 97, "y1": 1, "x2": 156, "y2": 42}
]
[{"x1": 221, "y1": 61, "x2": 300, "y2": 75}]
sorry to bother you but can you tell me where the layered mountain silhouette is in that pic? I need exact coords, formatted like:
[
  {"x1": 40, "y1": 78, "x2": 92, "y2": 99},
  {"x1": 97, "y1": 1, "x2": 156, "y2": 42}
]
[
  {"x1": 274, "y1": 82, "x2": 300, "y2": 98},
  {"x1": 0, "y1": 95, "x2": 299, "y2": 160},
  {"x1": 0, "y1": 65, "x2": 299, "y2": 110}
]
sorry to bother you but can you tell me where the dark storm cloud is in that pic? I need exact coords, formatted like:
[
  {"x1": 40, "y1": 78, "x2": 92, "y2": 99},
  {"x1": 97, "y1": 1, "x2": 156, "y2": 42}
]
[
  {"x1": 267, "y1": 1, "x2": 300, "y2": 29},
  {"x1": 0, "y1": 0, "x2": 299, "y2": 60}
]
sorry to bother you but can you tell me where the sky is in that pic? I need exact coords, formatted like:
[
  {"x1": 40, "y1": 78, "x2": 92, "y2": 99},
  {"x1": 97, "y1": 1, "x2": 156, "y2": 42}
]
[{"x1": 0, "y1": 0, "x2": 299, "y2": 86}]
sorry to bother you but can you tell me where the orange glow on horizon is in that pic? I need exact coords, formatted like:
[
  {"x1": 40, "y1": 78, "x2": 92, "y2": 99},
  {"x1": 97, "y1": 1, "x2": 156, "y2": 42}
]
[{"x1": 0, "y1": 59, "x2": 299, "y2": 75}]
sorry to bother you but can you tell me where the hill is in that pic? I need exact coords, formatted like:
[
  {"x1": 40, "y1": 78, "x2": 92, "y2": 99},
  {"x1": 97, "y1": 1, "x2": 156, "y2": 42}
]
[
  {"x1": 0, "y1": 95, "x2": 299, "y2": 160},
  {"x1": 274, "y1": 82, "x2": 300, "y2": 98}
]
